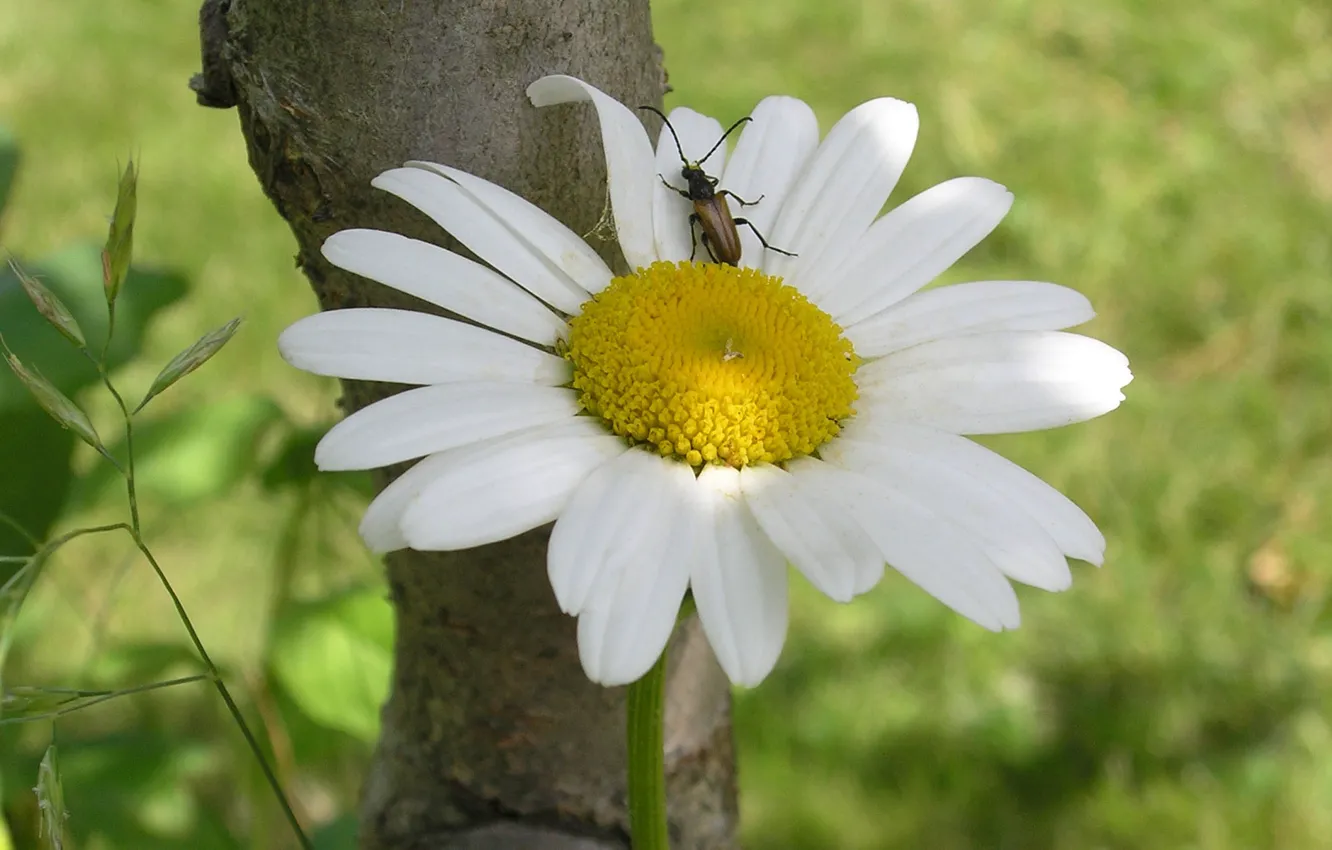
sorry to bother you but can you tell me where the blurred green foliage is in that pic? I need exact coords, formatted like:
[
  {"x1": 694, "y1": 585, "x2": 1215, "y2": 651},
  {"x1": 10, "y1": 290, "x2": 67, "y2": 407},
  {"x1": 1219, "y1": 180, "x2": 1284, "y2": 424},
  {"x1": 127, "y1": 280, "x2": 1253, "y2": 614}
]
[
  {"x1": 0, "y1": 0, "x2": 1329, "y2": 848},
  {"x1": 0, "y1": 248, "x2": 189, "y2": 552},
  {"x1": 0, "y1": 121, "x2": 188, "y2": 554}
]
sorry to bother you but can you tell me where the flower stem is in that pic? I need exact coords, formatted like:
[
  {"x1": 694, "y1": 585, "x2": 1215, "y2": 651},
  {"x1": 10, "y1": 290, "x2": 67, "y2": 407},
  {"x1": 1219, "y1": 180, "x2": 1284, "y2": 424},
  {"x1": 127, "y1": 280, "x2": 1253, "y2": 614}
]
[{"x1": 626, "y1": 651, "x2": 669, "y2": 850}]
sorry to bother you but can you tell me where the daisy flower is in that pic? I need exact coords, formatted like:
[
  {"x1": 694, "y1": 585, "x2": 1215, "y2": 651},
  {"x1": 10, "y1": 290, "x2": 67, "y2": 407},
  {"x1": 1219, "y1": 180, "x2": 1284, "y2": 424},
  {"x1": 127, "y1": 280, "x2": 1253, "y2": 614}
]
[{"x1": 278, "y1": 75, "x2": 1131, "y2": 688}]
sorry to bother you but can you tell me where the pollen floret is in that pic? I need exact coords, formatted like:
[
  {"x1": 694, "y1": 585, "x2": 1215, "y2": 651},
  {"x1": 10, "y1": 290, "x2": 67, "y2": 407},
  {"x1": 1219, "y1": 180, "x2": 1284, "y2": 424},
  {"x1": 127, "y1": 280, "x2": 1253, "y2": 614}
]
[{"x1": 566, "y1": 261, "x2": 858, "y2": 468}]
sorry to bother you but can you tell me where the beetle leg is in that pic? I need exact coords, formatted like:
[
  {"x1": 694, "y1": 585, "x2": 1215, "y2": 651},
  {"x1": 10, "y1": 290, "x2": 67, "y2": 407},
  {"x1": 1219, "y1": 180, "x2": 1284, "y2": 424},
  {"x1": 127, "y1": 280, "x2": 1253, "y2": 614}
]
[
  {"x1": 718, "y1": 190, "x2": 765, "y2": 207},
  {"x1": 658, "y1": 174, "x2": 691, "y2": 201},
  {"x1": 734, "y1": 218, "x2": 797, "y2": 257}
]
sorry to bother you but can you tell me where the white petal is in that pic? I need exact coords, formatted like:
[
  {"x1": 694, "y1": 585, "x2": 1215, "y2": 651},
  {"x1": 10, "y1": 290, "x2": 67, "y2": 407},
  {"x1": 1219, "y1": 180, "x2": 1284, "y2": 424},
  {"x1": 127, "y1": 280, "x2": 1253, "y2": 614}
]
[
  {"x1": 651, "y1": 107, "x2": 726, "y2": 263},
  {"x1": 839, "y1": 420, "x2": 1105, "y2": 564},
  {"x1": 321, "y1": 229, "x2": 568, "y2": 346},
  {"x1": 719, "y1": 96, "x2": 819, "y2": 271},
  {"x1": 372, "y1": 167, "x2": 589, "y2": 314},
  {"x1": 315, "y1": 383, "x2": 581, "y2": 471},
  {"x1": 398, "y1": 418, "x2": 628, "y2": 550},
  {"x1": 822, "y1": 436, "x2": 1071, "y2": 591},
  {"x1": 546, "y1": 453, "x2": 642, "y2": 616},
  {"x1": 278, "y1": 308, "x2": 570, "y2": 386},
  {"x1": 358, "y1": 452, "x2": 455, "y2": 554},
  {"x1": 765, "y1": 97, "x2": 919, "y2": 286},
  {"x1": 846, "y1": 281, "x2": 1095, "y2": 358},
  {"x1": 549, "y1": 452, "x2": 695, "y2": 685},
  {"x1": 783, "y1": 463, "x2": 886, "y2": 596},
  {"x1": 856, "y1": 331, "x2": 1132, "y2": 434},
  {"x1": 786, "y1": 458, "x2": 1020, "y2": 630},
  {"x1": 406, "y1": 162, "x2": 615, "y2": 295},
  {"x1": 739, "y1": 463, "x2": 880, "y2": 602},
  {"x1": 813, "y1": 178, "x2": 1013, "y2": 320},
  {"x1": 690, "y1": 465, "x2": 789, "y2": 687},
  {"x1": 527, "y1": 75, "x2": 659, "y2": 270},
  {"x1": 548, "y1": 450, "x2": 694, "y2": 616}
]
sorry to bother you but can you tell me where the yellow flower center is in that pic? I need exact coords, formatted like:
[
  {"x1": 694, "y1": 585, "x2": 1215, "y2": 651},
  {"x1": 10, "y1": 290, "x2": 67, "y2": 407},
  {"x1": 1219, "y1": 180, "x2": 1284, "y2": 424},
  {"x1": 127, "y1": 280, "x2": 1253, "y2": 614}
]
[{"x1": 564, "y1": 261, "x2": 859, "y2": 468}]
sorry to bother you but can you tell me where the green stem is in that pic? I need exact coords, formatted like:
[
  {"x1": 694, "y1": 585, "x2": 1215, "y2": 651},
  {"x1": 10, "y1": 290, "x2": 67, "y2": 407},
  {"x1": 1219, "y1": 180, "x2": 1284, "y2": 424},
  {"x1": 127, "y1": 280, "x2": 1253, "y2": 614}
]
[
  {"x1": 99, "y1": 301, "x2": 116, "y2": 367},
  {"x1": 92, "y1": 364, "x2": 312, "y2": 850},
  {"x1": 98, "y1": 373, "x2": 140, "y2": 531},
  {"x1": 2, "y1": 675, "x2": 211, "y2": 724},
  {"x1": 0, "y1": 508, "x2": 39, "y2": 552},
  {"x1": 626, "y1": 651, "x2": 669, "y2": 850},
  {"x1": 127, "y1": 513, "x2": 311, "y2": 850}
]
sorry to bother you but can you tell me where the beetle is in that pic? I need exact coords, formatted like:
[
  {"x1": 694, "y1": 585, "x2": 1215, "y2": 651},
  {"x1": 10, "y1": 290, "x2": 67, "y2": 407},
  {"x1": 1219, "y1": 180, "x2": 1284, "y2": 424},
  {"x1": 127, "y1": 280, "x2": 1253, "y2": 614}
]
[{"x1": 640, "y1": 106, "x2": 796, "y2": 267}]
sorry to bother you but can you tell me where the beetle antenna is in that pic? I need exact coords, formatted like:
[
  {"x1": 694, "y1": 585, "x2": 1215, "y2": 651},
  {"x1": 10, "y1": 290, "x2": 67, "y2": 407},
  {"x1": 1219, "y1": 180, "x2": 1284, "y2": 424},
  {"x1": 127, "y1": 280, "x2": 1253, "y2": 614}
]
[
  {"x1": 698, "y1": 116, "x2": 752, "y2": 166},
  {"x1": 638, "y1": 106, "x2": 687, "y2": 165}
]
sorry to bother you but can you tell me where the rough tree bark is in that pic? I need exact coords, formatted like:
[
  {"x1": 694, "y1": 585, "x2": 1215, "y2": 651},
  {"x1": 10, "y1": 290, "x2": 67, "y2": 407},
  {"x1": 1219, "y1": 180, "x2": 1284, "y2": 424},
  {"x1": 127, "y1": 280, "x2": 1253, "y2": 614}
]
[{"x1": 192, "y1": 1, "x2": 738, "y2": 848}]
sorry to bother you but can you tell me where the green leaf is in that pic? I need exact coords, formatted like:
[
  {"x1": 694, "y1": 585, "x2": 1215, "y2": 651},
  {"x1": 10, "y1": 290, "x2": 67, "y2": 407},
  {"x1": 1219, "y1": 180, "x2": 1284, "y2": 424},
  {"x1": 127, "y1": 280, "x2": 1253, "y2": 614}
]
[
  {"x1": 135, "y1": 317, "x2": 241, "y2": 413},
  {"x1": 34, "y1": 745, "x2": 70, "y2": 850},
  {"x1": 1, "y1": 348, "x2": 103, "y2": 451},
  {"x1": 0, "y1": 804, "x2": 13, "y2": 850},
  {"x1": 260, "y1": 424, "x2": 376, "y2": 497},
  {"x1": 0, "y1": 125, "x2": 18, "y2": 223},
  {"x1": 9, "y1": 259, "x2": 85, "y2": 348},
  {"x1": 70, "y1": 395, "x2": 283, "y2": 507},
  {"x1": 102, "y1": 159, "x2": 137, "y2": 305},
  {"x1": 268, "y1": 586, "x2": 394, "y2": 742},
  {"x1": 0, "y1": 413, "x2": 74, "y2": 555},
  {"x1": 312, "y1": 813, "x2": 359, "y2": 850},
  {"x1": 260, "y1": 426, "x2": 322, "y2": 491}
]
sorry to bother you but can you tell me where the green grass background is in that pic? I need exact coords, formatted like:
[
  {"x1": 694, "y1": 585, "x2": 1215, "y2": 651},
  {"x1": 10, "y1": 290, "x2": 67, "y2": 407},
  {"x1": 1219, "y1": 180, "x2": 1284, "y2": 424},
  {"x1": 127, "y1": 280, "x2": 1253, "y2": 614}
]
[{"x1": 2, "y1": 0, "x2": 1332, "y2": 847}]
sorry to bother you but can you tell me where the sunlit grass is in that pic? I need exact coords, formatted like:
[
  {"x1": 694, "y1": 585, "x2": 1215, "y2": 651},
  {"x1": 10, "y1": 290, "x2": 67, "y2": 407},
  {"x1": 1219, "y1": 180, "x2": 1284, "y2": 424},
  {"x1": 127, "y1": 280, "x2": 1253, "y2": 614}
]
[{"x1": 2, "y1": 0, "x2": 1331, "y2": 847}]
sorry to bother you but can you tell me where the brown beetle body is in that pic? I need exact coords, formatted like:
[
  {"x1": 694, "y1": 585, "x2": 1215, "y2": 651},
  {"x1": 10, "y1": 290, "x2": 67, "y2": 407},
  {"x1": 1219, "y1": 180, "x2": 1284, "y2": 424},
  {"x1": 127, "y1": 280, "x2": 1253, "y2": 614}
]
[
  {"x1": 640, "y1": 107, "x2": 797, "y2": 267},
  {"x1": 680, "y1": 164, "x2": 744, "y2": 265}
]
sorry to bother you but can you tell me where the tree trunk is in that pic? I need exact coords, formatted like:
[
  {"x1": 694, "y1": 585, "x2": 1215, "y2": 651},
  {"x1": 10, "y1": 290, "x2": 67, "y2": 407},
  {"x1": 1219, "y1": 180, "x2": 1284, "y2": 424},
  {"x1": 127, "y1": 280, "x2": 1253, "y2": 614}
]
[{"x1": 194, "y1": 1, "x2": 738, "y2": 848}]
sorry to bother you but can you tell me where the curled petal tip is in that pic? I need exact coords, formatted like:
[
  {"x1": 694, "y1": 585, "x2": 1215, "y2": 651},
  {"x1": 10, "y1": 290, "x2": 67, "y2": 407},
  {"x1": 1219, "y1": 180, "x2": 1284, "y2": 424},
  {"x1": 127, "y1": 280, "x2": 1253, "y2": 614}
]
[{"x1": 527, "y1": 74, "x2": 592, "y2": 107}]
